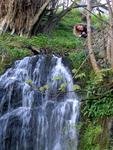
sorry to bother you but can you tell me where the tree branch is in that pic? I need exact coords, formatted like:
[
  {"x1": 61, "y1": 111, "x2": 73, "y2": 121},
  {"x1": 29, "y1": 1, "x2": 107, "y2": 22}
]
[
  {"x1": 28, "y1": 0, "x2": 50, "y2": 35},
  {"x1": 73, "y1": 2, "x2": 108, "y2": 10}
]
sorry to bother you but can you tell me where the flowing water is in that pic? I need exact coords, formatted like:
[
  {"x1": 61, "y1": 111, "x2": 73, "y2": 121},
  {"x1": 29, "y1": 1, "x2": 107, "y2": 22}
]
[{"x1": 0, "y1": 55, "x2": 79, "y2": 150}]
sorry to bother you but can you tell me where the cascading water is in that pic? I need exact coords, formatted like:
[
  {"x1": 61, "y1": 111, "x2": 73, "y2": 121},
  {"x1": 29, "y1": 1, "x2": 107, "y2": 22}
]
[{"x1": 0, "y1": 55, "x2": 79, "y2": 150}]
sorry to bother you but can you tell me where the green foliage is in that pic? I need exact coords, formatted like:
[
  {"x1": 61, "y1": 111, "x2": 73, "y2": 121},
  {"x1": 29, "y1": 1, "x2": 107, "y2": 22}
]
[
  {"x1": 83, "y1": 87, "x2": 113, "y2": 118},
  {"x1": 72, "y1": 69, "x2": 86, "y2": 79},
  {"x1": 74, "y1": 72, "x2": 86, "y2": 80},
  {"x1": 26, "y1": 79, "x2": 49, "y2": 93},
  {"x1": 79, "y1": 123, "x2": 102, "y2": 150},
  {"x1": 26, "y1": 79, "x2": 33, "y2": 85},
  {"x1": 73, "y1": 84, "x2": 81, "y2": 91},
  {"x1": 0, "y1": 34, "x2": 30, "y2": 74},
  {"x1": 59, "y1": 83, "x2": 67, "y2": 92},
  {"x1": 53, "y1": 75, "x2": 63, "y2": 81},
  {"x1": 39, "y1": 85, "x2": 48, "y2": 92},
  {"x1": 68, "y1": 50, "x2": 90, "y2": 90},
  {"x1": 68, "y1": 51, "x2": 86, "y2": 69},
  {"x1": 92, "y1": 15, "x2": 108, "y2": 29},
  {"x1": 58, "y1": 9, "x2": 82, "y2": 32},
  {"x1": 82, "y1": 69, "x2": 113, "y2": 118}
]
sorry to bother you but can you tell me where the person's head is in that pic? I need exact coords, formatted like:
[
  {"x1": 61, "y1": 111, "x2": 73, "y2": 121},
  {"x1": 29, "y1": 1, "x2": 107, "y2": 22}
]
[{"x1": 76, "y1": 25, "x2": 84, "y2": 31}]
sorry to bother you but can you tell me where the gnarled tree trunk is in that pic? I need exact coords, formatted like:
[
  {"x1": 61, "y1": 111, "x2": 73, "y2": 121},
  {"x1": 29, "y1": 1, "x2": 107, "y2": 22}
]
[
  {"x1": 0, "y1": 0, "x2": 74, "y2": 36},
  {"x1": 0, "y1": 0, "x2": 50, "y2": 35}
]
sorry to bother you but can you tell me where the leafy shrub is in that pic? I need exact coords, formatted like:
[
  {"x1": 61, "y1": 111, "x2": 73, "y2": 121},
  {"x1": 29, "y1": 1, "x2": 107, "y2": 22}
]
[{"x1": 79, "y1": 123, "x2": 102, "y2": 150}]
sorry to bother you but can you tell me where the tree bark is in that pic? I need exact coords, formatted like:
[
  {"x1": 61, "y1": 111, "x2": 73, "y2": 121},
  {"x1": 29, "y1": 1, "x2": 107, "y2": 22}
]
[
  {"x1": 110, "y1": 0, "x2": 113, "y2": 69},
  {"x1": 28, "y1": 0, "x2": 50, "y2": 36},
  {"x1": 106, "y1": 35, "x2": 111, "y2": 62},
  {"x1": 0, "y1": 0, "x2": 75, "y2": 36},
  {"x1": 0, "y1": 0, "x2": 52, "y2": 35},
  {"x1": 87, "y1": 0, "x2": 100, "y2": 74},
  {"x1": 0, "y1": 0, "x2": 108, "y2": 36},
  {"x1": 106, "y1": 0, "x2": 113, "y2": 69}
]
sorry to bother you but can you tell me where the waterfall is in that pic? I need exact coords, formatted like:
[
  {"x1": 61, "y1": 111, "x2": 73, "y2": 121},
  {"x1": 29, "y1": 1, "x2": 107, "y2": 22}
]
[{"x1": 0, "y1": 55, "x2": 79, "y2": 150}]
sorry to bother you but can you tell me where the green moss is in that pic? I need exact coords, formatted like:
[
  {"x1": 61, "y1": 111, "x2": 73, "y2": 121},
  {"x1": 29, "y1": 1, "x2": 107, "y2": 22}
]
[{"x1": 0, "y1": 35, "x2": 31, "y2": 74}]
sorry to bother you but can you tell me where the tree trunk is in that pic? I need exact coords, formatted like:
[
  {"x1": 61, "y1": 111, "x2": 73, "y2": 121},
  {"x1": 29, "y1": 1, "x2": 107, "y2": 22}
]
[
  {"x1": 28, "y1": 0, "x2": 50, "y2": 36},
  {"x1": 106, "y1": 0, "x2": 113, "y2": 69},
  {"x1": 0, "y1": 0, "x2": 51, "y2": 36},
  {"x1": 0, "y1": 0, "x2": 53, "y2": 35},
  {"x1": 106, "y1": 35, "x2": 111, "y2": 63},
  {"x1": 0, "y1": 0, "x2": 75, "y2": 36},
  {"x1": 110, "y1": 0, "x2": 113, "y2": 69},
  {"x1": 87, "y1": 0, "x2": 100, "y2": 74}
]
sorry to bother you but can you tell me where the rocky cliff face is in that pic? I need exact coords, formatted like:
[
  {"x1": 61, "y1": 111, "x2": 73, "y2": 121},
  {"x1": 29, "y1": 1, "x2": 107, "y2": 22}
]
[
  {"x1": 85, "y1": 27, "x2": 108, "y2": 52},
  {"x1": 84, "y1": 27, "x2": 109, "y2": 68}
]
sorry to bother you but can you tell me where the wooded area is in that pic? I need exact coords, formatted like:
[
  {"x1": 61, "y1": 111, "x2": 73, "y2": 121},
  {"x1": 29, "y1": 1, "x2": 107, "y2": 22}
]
[
  {"x1": 0, "y1": 1, "x2": 113, "y2": 150},
  {"x1": 0, "y1": 0, "x2": 109, "y2": 36},
  {"x1": 0, "y1": 0, "x2": 76, "y2": 35}
]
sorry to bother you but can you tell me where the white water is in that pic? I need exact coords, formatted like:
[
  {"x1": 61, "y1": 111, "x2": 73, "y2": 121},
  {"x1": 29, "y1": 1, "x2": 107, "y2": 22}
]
[{"x1": 0, "y1": 55, "x2": 79, "y2": 150}]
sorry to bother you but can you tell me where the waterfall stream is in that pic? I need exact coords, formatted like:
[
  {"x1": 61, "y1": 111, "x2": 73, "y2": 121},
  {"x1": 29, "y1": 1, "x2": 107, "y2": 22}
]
[{"x1": 0, "y1": 55, "x2": 79, "y2": 150}]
